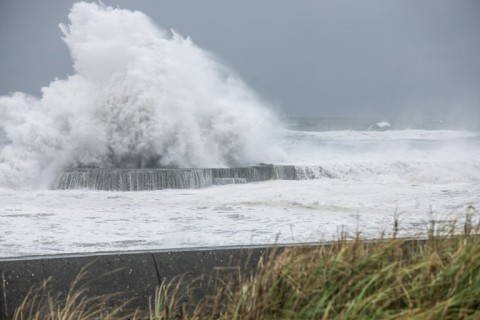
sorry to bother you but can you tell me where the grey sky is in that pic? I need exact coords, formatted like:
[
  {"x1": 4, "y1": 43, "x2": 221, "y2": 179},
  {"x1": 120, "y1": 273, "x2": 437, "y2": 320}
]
[{"x1": 1, "y1": 0, "x2": 479, "y2": 118}]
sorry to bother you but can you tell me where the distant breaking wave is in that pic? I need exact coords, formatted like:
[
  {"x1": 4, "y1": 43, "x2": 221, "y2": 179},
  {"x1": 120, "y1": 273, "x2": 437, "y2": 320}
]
[
  {"x1": 368, "y1": 121, "x2": 391, "y2": 131},
  {"x1": 0, "y1": 2, "x2": 282, "y2": 188}
]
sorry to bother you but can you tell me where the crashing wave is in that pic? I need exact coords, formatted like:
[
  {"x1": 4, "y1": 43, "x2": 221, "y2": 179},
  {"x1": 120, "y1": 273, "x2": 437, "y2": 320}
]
[{"x1": 0, "y1": 2, "x2": 283, "y2": 189}]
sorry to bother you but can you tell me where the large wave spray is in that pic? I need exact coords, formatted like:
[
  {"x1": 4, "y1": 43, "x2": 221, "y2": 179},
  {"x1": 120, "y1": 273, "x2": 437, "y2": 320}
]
[{"x1": 0, "y1": 2, "x2": 282, "y2": 188}]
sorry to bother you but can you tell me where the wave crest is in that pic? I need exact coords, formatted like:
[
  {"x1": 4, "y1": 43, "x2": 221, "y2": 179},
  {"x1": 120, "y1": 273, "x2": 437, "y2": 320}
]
[{"x1": 0, "y1": 2, "x2": 281, "y2": 188}]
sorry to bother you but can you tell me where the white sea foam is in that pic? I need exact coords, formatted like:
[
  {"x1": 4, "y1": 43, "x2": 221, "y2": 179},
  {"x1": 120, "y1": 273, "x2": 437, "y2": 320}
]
[
  {"x1": 285, "y1": 129, "x2": 479, "y2": 141},
  {"x1": 278, "y1": 128, "x2": 480, "y2": 184},
  {"x1": 1, "y1": 180, "x2": 478, "y2": 257},
  {"x1": 0, "y1": 2, "x2": 281, "y2": 189}
]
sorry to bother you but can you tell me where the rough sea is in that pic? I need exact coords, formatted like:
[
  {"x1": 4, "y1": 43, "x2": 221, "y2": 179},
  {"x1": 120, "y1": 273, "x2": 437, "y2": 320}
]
[
  {"x1": 0, "y1": 3, "x2": 479, "y2": 257},
  {"x1": 1, "y1": 117, "x2": 479, "y2": 257}
]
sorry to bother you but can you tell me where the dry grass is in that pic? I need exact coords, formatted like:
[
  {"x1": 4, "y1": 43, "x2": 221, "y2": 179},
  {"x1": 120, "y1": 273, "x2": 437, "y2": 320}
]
[{"x1": 12, "y1": 266, "x2": 135, "y2": 320}]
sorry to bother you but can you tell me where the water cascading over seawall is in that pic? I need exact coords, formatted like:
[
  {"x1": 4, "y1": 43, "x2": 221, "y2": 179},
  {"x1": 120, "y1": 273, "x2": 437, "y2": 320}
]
[
  {"x1": 52, "y1": 165, "x2": 334, "y2": 191},
  {"x1": 53, "y1": 168, "x2": 213, "y2": 191}
]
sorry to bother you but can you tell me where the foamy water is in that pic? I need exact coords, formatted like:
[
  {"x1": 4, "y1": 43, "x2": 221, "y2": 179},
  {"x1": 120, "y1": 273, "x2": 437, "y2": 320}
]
[
  {"x1": 1, "y1": 176, "x2": 478, "y2": 257},
  {"x1": 0, "y1": 2, "x2": 479, "y2": 257},
  {"x1": 1, "y1": 125, "x2": 479, "y2": 257}
]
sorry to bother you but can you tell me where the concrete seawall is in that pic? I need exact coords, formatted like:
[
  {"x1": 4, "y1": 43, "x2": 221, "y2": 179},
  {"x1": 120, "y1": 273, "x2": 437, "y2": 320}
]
[{"x1": 0, "y1": 245, "x2": 279, "y2": 319}]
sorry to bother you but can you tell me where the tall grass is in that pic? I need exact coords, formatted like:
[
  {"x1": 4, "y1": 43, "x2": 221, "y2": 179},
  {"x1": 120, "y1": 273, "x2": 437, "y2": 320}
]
[
  {"x1": 12, "y1": 215, "x2": 480, "y2": 319},
  {"x1": 12, "y1": 267, "x2": 135, "y2": 320}
]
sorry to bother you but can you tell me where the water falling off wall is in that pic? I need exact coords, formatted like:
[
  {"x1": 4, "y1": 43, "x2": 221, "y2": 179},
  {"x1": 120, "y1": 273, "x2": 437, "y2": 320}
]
[
  {"x1": 52, "y1": 165, "x2": 335, "y2": 191},
  {"x1": 53, "y1": 168, "x2": 213, "y2": 191}
]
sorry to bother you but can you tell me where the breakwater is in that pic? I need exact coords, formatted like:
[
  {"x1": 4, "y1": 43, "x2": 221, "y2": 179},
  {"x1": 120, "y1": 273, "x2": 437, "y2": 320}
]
[{"x1": 52, "y1": 165, "x2": 334, "y2": 191}]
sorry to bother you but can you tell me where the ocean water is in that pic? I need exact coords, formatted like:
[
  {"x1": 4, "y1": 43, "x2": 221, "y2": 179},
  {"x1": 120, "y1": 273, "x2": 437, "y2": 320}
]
[
  {"x1": 1, "y1": 3, "x2": 479, "y2": 257},
  {"x1": 1, "y1": 118, "x2": 479, "y2": 257}
]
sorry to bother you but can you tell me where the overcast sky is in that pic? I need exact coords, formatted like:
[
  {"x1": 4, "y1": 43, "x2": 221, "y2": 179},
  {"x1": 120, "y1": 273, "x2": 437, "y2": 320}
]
[{"x1": 0, "y1": 0, "x2": 479, "y2": 118}]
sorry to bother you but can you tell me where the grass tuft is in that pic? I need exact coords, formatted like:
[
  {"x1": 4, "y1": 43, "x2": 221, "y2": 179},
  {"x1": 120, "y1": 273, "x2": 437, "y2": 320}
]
[{"x1": 12, "y1": 265, "x2": 134, "y2": 320}]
